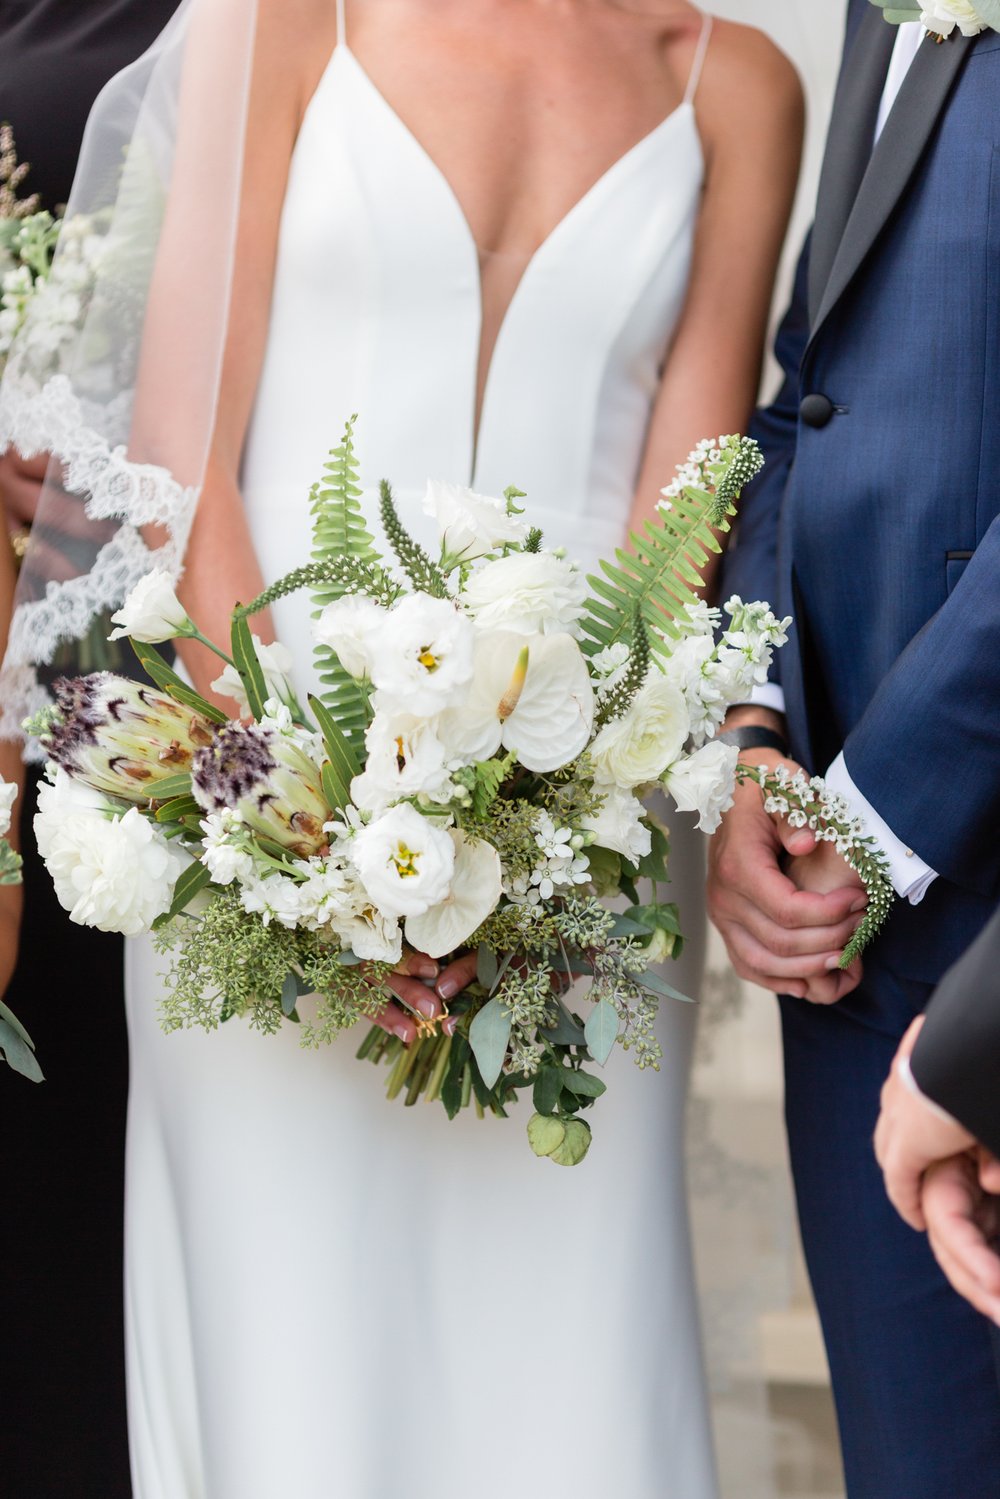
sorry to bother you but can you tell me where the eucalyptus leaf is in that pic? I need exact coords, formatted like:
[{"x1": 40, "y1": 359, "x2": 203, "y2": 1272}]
[
  {"x1": 637, "y1": 968, "x2": 694, "y2": 1003},
  {"x1": 532, "y1": 1066, "x2": 564, "y2": 1117},
  {"x1": 281, "y1": 973, "x2": 299, "y2": 1017},
  {"x1": 607, "y1": 914, "x2": 653, "y2": 939},
  {"x1": 560, "y1": 1070, "x2": 607, "y2": 1101},
  {"x1": 0, "y1": 1005, "x2": 43, "y2": 1083},
  {"x1": 468, "y1": 997, "x2": 511, "y2": 1089},
  {"x1": 476, "y1": 943, "x2": 499, "y2": 991},
  {"x1": 584, "y1": 998, "x2": 619, "y2": 1066},
  {"x1": 539, "y1": 999, "x2": 587, "y2": 1047}
]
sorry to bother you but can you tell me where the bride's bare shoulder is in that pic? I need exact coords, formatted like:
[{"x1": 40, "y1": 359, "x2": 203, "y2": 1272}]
[
  {"x1": 252, "y1": 0, "x2": 339, "y2": 114},
  {"x1": 694, "y1": 14, "x2": 804, "y2": 136}
]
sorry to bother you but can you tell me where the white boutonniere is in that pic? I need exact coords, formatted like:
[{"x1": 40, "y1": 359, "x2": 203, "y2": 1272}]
[{"x1": 869, "y1": 0, "x2": 1000, "y2": 37}]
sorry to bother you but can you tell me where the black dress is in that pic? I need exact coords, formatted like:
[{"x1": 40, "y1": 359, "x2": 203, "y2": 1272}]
[{"x1": 1, "y1": 4, "x2": 180, "y2": 1493}]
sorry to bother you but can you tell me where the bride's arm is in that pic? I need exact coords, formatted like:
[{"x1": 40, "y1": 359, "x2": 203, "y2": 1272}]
[{"x1": 629, "y1": 23, "x2": 804, "y2": 599}]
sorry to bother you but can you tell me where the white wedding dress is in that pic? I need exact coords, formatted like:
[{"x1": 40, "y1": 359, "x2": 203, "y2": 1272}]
[{"x1": 125, "y1": 12, "x2": 719, "y2": 1497}]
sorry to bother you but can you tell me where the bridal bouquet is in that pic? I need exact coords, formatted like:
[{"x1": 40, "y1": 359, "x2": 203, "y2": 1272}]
[
  {"x1": 0, "y1": 780, "x2": 41, "y2": 1083},
  {"x1": 25, "y1": 423, "x2": 887, "y2": 1160}
]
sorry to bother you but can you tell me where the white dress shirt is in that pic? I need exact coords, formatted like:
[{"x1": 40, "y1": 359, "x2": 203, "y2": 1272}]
[{"x1": 747, "y1": 22, "x2": 936, "y2": 904}]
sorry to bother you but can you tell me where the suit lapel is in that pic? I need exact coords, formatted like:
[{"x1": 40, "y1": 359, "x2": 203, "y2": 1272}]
[
  {"x1": 809, "y1": 27, "x2": 975, "y2": 347},
  {"x1": 807, "y1": 8, "x2": 896, "y2": 324}
]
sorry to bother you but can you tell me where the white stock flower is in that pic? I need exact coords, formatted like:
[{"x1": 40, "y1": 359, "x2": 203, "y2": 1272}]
[
  {"x1": 35, "y1": 774, "x2": 188, "y2": 935},
  {"x1": 461, "y1": 551, "x2": 587, "y2": 637},
  {"x1": 589, "y1": 675, "x2": 690, "y2": 789},
  {"x1": 920, "y1": 0, "x2": 988, "y2": 35},
  {"x1": 369, "y1": 595, "x2": 475, "y2": 716},
  {"x1": 212, "y1": 638, "x2": 295, "y2": 714},
  {"x1": 108, "y1": 568, "x2": 191, "y2": 644},
  {"x1": 0, "y1": 779, "x2": 17, "y2": 838},
  {"x1": 405, "y1": 832, "x2": 503, "y2": 958},
  {"x1": 423, "y1": 479, "x2": 528, "y2": 561},
  {"x1": 581, "y1": 786, "x2": 652, "y2": 863},
  {"x1": 351, "y1": 803, "x2": 456, "y2": 919},
  {"x1": 312, "y1": 595, "x2": 388, "y2": 680},
  {"x1": 199, "y1": 809, "x2": 254, "y2": 886},
  {"x1": 351, "y1": 712, "x2": 453, "y2": 816},
  {"x1": 238, "y1": 872, "x2": 308, "y2": 930},
  {"x1": 662, "y1": 740, "x2": 740, "y2": 834},
  {"x1": 437, "y1": 630, "x2": 595, "y2": 773}
]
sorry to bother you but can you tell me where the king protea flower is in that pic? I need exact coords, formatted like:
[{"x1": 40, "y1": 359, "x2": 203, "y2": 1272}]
[
  {"x1": 43, "y1": 674, "x2": 215, "y2": 803},
  {"x1": 191, "y1": 722, "x2": 331, "y2": 859}
]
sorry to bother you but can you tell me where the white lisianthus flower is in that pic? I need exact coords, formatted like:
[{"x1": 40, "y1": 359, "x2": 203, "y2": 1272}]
[
  {"x1": 35, "y1": 775, "x2": 188, "y2": 935},
  {"x1": 581, "y1": 786, "x2": 652, "y2": 863},
  {"x1": 423, "y1": 479, "x2": 528, "y2": 562},
  {"x1": 589, "y1": 675, "x2": 690, "y2": 789},
  {"x1": 212, "y1": 637, "x2": 295, "y2": 715},
  {"x1": 662, "y1": 740, "x2": 740, "y2": 834},
  {"x1": 108, "y1": 568, "x2": 191, "y2": 644},
  {"x1": 437, "y1": 630, "x2": 595, "y2": 773},
  {"x1": 351, "y1": 803, "x2": 456, "y2": 919},
  {"x1": 312, "y1": 595, "x2": 388, "y2": 680},
  {"x1": 461, "y1": 551, "x2": 587, "y2": 637},
  {"x1": 405, "y1": 832, "x2": 503, "y2": 959},
  {"x1": 351, "y1": 712, "x2": 453, "y2": 816},
  {"x1": 0, "y1": 779, "x2": 17, "y2": 838},
  {"x1": 369, "y1": 595, "x2": 475, "y2": 716},
  {"x1": 920, "y1": 0, "x2": 987, "y2": 35}
]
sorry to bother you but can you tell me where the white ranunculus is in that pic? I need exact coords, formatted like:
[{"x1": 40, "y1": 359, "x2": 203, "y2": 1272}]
[
  {"x1": 108, "y1": 568, "x2": 191, "y2": 644},
  {"x1": 35, "y1": 776, "x2": 188, "y2": 935},
  {"x1": 662, "y1": 739, "x2": 740, "y2": 834},
  {"x1": 461, "y1": 551, "x2": 588, "y2": 637},
  {"x1": 0, "y1": 779, "x2": 17, "y2": 838},
  {"x1": 351, "y1": 803, "x2": 456, "y2": 919},
  {"x1": 334, "y1": 900, "x2": 404, "y2": 965},
  {"x1": 312, "y1": 595, "x2": 388, "y2": 680},
  {"x1": 581, "y1": 786, "x2": 652, "y2": 864},
  {"x1": 369, "y1": 595, "x2": 475, "y2": 716},
  {"x1": 589, "y1": 675, "x2": 690, "y2": 789},
  {"x1": 920, "y1": 0, "x2": 988, "y2": 35},
  {"x1": 423, "y1": 479, "x2": 528, "y2": 562},
  {"x1": 437, "y1": 630, "x2": 595, "y2": 773},
  {"x1": 212, "y1": 637, "x2": 295, "y2": 715},
  {"x1": 350, "y1": 712, "x2": 453, "y2": 815},
  {"x1": 405, "y1": 832, "x2": 503, "y2": 958}
]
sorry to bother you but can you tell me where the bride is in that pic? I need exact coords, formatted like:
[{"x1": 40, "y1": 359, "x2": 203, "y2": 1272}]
[{"x1": 43, "y1": 0, "x2": 803, "y2": 1493}]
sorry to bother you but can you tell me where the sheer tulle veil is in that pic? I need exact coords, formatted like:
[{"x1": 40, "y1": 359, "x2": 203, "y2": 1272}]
[{"x1": 0, "y1": 0, "x2": 258, "y2": 747}]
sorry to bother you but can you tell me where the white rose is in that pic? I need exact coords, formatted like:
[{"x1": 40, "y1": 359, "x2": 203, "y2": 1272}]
[
  {"x1": 589, "y1": 675, "x2": 690, "y2": 789},
  {"x1": 312, "y1": 595, "x2": 388, "y2": 680},
  {"x1": 461, "y1": 551, "x2": 588, "y2": 637},
  {"x1": 0, "y1": 779, "x2": 17, "y2": 838},
  {"x1": 581, "y1": 786, "x2": 652, "y2": 864},
  {"x1": 35, "y1": 777, "x2": 188, "y2": 935},
  {"x1": 662, "y1": 740, "x2": 740, "y2": 834},
  {"x1": 212, "y1": 637, "x2": 295, "y2": 715},
  {"x1": 423, "y1": 479, "x2": 528, "y2": 562},
  {"x1": 351, "y1": 803, "x2": 456, "y2": 919},
  {"x1": 369, "y1": 595, "x2": 475, "y2": 716},
  {"x1": 920, "y1": 0, "x2": 987, "y2": 36},
  {"x1": 108, "y1": 568, "x2": 191, "y2": 644},
  {"x1": 351, "y1": 712, "x2": 453, "y2": 816},
  {"x1": 405, "y1": 832, "x2": 503, "y2": 958}
]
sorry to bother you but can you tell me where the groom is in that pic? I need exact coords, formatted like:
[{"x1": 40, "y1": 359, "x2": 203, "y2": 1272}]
[{"x1": 711, "y1": 3, "x2": 1000, "y2": 1494}]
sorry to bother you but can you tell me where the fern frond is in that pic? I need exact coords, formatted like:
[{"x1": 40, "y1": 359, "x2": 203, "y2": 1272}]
[
  {"x1": 579, "y1": 434, "x2": 763, "y2": 661},
  {"x1": 378, "y1": 480, "x2": 448, "y2": 596}
]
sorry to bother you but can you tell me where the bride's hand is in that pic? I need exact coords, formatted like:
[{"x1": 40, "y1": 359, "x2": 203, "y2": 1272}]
[{"x1": 370, "y1": 950, "x2": 479, "y2": 1044}]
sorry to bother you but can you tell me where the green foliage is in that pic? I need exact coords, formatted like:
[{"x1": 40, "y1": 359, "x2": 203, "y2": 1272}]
[
  {"x1": 230, "y1": 613, "x2": 268, "y2": 720},
  {"x1": 0, "y1": 840, "x2": 22, "y2": 886},
  {"x1": 378, "y1": 480, "x2": 448, "y2": 596},
  {"x1": 455, "y1": 749, "x2": 518, "y2": 821},
  {"x1": 309, "y1": 693, "x2": 361, "y2": 812},
  {"x1": 522, "y1": 526, "x2": 543, "y2": 553},
  {"x1": 595, "y1": 610, "x2": 650, "y2": 726},
  {"x1": 128, "y1": 639, "x2": 228, "y2": 724},
  {"x1": 580, "y1": 434, "x2": 762, "y2": 659},
  {"x1": 0, "y1": 999, "x2": 42, "y2": 1083}
]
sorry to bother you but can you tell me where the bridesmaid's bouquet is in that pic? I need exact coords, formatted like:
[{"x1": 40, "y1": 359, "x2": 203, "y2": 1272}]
[{"x1": 24, "y1": 422, "x2": 890, "y2": 1160}]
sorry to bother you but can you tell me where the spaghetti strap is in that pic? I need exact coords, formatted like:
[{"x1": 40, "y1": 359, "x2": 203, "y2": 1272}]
[
  {"x1": 683, "y1": 14, "x2": 713, "y2": 106},
  {"x1": 336, "y1": 0, "x2": 346, "y2": 45}
]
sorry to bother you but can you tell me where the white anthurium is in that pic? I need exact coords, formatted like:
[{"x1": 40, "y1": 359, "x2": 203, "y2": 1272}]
[
  {"x1": 460, "y1": 550, "x2": 588, "y2": 637},
  {"x1": 212, "y1": 636, "x2": 295, "y2": 714},
  {"x1": 312, "y1": 594, "x2": 388, "y2": 680},
  {"x1": 589, "y1": 674, "x2": 690, "y2": 789},
  {"x1": 438, "y1": 630, "x2": 595, "y2": 773},
  {"x1": 108, "y1": 568, "x2": 192, "y2": 644},
  {"x1": 422, "y1": 479, "x2": 528, "y2": 562},
  {"x1": 368, "y1": 594, "x2": 475, "y2": 716},
  {"x1": 350, "y1": 802, "x2": 456, "y2": 919},
  {"x1": 405, "y1": 831, "x2": 503, "y2": 959},
  {"x1": 350, "y1": 711, "x2": 453, "y2": 815},
  {"x1": 662, "y1": 739, "x2": 740, "y2": 834}
]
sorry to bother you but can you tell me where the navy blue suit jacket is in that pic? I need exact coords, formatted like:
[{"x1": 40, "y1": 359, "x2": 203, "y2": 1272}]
[{"x1": 724, "y1": 2, "x2": 1000, "y2": 986}]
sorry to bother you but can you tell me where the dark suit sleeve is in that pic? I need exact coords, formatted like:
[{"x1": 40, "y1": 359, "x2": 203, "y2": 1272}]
[
  {"x1": 719, "y1": 233, "x2": 812, "y2": 674},
  {"x1": 911, "y1": 904, "x2": 1000, "y2": 1158}
]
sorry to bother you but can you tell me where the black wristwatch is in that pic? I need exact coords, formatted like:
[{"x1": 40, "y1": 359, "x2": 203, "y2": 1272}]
[{"x1": 717, "y1": 725, "x2": 789, "y2": 757}]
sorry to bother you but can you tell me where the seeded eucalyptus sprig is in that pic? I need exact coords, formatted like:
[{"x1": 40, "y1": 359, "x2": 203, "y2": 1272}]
[{"x1": 737, "y1": 763, "x2": 894, "y2": 967}]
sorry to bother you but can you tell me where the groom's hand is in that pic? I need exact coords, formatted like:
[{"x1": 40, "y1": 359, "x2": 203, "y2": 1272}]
[
  {"x1": 785, "y1": 840, "x2": 866, "y2": 1004},
  {"x1": 707, "y1": 745, "x2": 867, "y2": 999}
]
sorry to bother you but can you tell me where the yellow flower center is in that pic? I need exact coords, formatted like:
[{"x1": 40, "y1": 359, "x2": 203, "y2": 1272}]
[
  {"x1": 418, "y1": 645, "x2": 439, "y2": 672},
  {"x1": 392, "y1": 841, "x2": 421, "y2": 879}
]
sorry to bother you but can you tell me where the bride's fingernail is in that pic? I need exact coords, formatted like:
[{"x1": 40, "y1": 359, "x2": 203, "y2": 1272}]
[
  {"x1": 393, "y1": 1023, "x2": 411, "y2": 1043},
  {"x1": 824, "y1": 955, "x2": 842, "y2": 971},
  {"x1": 413, "y1": 960, "x2": 439, "y2": 980},
  {"x1": 415, "y1": 995, "x2": 438, "y2": 1019},
  {"x1": 850, "y1": 897, "x2": 868, "y2": 914},
  {"x1": 437, "y1": 977, "x2": 459, "y2": 1000}
]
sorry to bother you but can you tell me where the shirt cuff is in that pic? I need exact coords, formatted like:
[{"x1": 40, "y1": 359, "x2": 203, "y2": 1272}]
[
  {"x1": 825, "y1": 752, "x2": 938, "y2": 904},
  {"x1": 733, "y1": 683, "x2": 787, "y2": 715}
]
